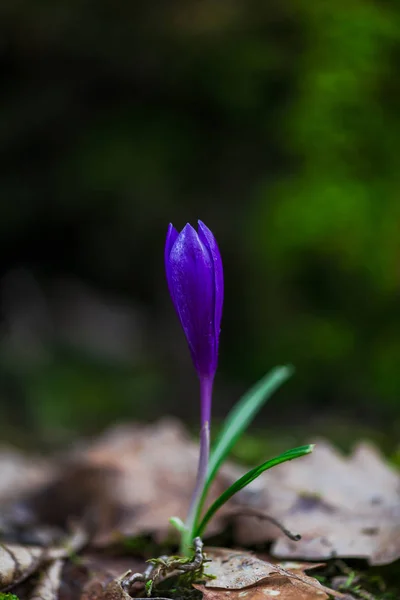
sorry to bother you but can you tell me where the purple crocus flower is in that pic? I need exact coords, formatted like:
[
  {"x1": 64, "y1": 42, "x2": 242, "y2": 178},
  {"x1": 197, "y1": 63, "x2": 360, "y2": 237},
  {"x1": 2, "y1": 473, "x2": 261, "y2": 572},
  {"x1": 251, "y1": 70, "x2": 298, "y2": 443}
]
[
  {"x1": 165, "y1": 221, "x2": 223, "y2": 425},
  {"x1": 165, "y1": 221, "x2": 223, "y2": 381},
  {"x1": 165, "y1": 220, "x2": 223, "y2": 534}
]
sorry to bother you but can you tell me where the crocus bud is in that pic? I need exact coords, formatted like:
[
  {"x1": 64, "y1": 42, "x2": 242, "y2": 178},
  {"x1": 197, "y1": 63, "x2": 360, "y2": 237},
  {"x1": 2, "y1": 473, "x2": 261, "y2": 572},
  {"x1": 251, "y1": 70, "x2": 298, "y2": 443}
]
[{"x1": 165, "y1": 220, "x2": 224, "y2": 380}]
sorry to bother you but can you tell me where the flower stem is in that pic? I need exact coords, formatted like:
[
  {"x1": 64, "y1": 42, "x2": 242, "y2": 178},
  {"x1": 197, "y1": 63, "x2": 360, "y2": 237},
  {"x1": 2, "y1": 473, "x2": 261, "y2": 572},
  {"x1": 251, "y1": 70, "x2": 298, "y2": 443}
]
[{"x1": 180, "y1": 376, "x2": 213, "y2": 556}]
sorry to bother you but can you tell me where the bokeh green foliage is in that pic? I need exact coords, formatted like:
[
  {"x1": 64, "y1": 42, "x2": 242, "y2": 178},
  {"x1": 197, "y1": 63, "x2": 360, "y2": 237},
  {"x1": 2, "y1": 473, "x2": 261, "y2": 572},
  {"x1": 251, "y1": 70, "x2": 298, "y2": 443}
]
[
  {"x1": 248, "y1": 1, "x2": 400, "y2": 413},
  {"x1": 0, "y1": 0, "x2": 400, "y2": 435}
]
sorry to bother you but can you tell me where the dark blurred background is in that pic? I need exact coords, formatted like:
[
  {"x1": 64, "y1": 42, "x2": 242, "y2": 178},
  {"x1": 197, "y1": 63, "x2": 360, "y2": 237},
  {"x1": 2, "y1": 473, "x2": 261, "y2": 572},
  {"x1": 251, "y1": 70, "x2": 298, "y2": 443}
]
[{"x1": 0, "y1": 0, "x2": 399, "y2": 449}]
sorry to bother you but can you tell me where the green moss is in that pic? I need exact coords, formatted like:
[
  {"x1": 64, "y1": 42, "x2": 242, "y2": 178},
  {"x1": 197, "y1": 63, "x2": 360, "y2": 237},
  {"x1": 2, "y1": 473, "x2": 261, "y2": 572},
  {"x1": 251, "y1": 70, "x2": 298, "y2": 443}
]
[
  {"x1": 0, "y1": 594, "x2": 20, "y2": 600},
  {"x1": 315, "y1": 561, "x2": 400, "y2": 600}
]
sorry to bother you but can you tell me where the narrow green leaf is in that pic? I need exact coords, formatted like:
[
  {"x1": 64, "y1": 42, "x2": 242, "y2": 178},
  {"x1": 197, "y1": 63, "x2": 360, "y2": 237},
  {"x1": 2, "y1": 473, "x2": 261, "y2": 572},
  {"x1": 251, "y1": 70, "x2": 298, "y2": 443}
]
[
  {"x1": 195, "y1": 444, "x2": 314, "y2": 538},
  {"x1": 186, "y1": 365, "x2": 294, "y2": 545},
  {"x1": 207, "y1": 365, "x2": 294, "y2": 488},
  {"x1": 169, "y1": 516, "x2": 186, "y2": 533}
]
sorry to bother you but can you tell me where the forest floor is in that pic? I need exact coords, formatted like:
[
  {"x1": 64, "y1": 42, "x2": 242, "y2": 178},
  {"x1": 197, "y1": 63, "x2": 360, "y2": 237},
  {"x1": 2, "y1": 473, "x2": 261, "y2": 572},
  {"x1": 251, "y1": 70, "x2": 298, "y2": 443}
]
[{"x1": 0, "y1": 419, "x2": 399, "y2": 600}]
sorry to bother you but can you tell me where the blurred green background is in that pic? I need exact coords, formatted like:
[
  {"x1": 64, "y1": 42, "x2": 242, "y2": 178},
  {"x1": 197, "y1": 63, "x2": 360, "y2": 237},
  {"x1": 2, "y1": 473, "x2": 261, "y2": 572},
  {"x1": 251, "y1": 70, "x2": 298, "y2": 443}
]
[{"x1": 0, "y1": 0, "x2": 399, "y2": 447}]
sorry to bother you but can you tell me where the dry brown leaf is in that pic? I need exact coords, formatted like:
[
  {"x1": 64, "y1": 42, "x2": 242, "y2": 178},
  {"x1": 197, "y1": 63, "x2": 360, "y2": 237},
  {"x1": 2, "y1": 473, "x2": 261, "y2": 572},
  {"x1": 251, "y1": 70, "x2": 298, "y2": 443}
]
[
  {"x1": 80, "y1": 553, "x2": 145, "y2": 600},
  {"x1": 1, "y1": 419, "x2": 238, "y2": 547},
  {"x1": 85, "y1": 418, "x2": 241, "y2": 544},
  {"x1": 195, "y1": 578, "x2": 330, "y2": 600},
  {"x1": 233, "y1": 440, "x2": 400, "y2": 565},
  {"x1": 102, "y1": 577, "x2": 133, "y2": 600},
  {"x1": 80, "y1": 570, "x2": 134, "y2": 600},
  {"x1": 0, "y1": 543, "x2": 45, "y2": 591},
  {"x1": 0, "y1": 447, "x2": 70, "y2": 552},
  {"x1": 203, "y1": 548, "x2": 279, "y2": 588},
  {"x1": 0, "y1": 447, "x2": 54, "y2": 540},
  {"x1": 33, "y1": 418, "x2": 240, "y2": 545},
  {"x1": 2, "y1": 421, "x2": 398, "y2": 569},
  {"x1": 0, "y1": 525, "x2": 88, "y2": 593},
  {"x1": 0, "y1": 447, "x2": 53, "y2": 504},
  {"x1": 81, "y1": 418, "x2": 201, "y2": 543},
  {"x1": 30, "y1": 559, "x2": 63, "y2": 600},
  {"x1": 195, "y1": 548, "x2": 348, "y2": 600}
]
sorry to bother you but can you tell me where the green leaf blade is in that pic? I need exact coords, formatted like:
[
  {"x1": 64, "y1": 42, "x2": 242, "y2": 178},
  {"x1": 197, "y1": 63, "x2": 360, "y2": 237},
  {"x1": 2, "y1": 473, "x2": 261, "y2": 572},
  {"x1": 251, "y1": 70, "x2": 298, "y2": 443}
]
[
  {"x1": 186, "y1": 365, "x2": 294, "y2": 546},
  {"x1": 169, "y1": 516, "x2": 186, "y2": 533},
  {"x1": 207, "y1": 365, "x2": 294, "y2": 487},
  {"x1": 195, "y1": 444, "x2": 314, "y2": 538}
]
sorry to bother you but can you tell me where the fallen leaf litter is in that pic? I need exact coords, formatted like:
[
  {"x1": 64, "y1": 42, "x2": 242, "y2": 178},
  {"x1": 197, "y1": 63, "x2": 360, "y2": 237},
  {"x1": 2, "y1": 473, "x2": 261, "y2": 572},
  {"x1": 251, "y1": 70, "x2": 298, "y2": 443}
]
[{"x1": 0, "y1": 419, "x2": 398, "y2": 600}]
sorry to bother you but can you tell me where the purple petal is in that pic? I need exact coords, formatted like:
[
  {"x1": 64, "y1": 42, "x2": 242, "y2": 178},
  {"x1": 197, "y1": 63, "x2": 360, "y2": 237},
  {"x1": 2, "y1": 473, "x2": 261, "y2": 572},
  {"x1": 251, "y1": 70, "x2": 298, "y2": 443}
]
[
  {"x1": 165, "y1": 223, "x2": 179, "y2": 301},
  {"x1": 197, "y1": 220, "x2": 224, "y2": 346},
  {"x1": 169, "y1": 223, "x2": 216, "y2": 376}
]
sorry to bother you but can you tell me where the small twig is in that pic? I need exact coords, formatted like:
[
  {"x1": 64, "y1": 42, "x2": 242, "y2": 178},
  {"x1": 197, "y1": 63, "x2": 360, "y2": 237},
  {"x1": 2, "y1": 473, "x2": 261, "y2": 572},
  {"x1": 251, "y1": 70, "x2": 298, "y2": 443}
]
[
  {"x1": 227, "y1": 506, "x2": 301, "y2": 541},
  {"x1": 122, "y1": 538, "x2": 206, "y2": 596},
  {"x1": 47, "y1": 522, "x2": 89, "y2": 560},
  {"x1": 122, "y1": 558, "x2": 168, "y2": 593},
  {"x1": 176, "y1": 537, "x2": 204, "y2": 572}
]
